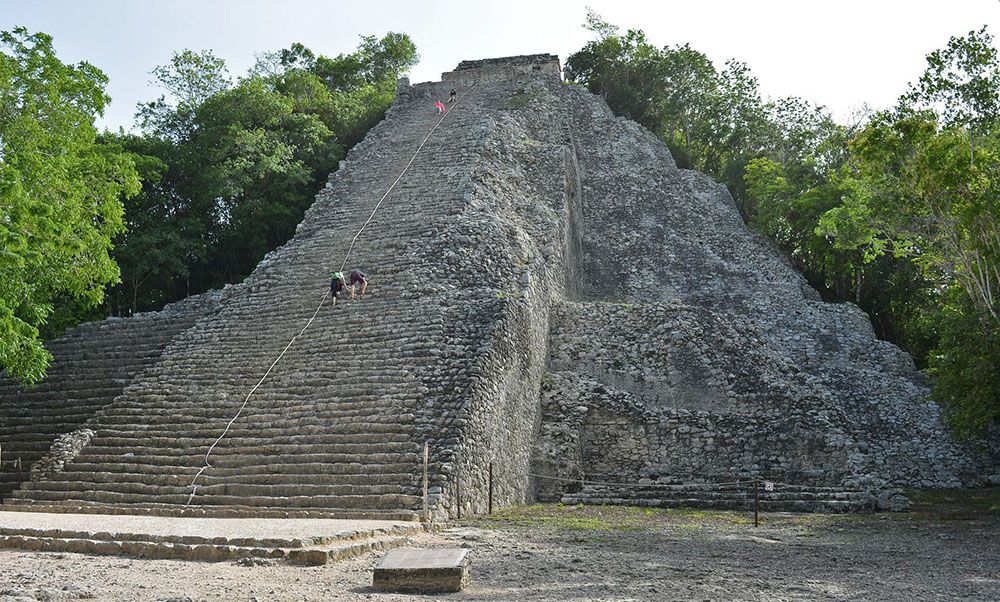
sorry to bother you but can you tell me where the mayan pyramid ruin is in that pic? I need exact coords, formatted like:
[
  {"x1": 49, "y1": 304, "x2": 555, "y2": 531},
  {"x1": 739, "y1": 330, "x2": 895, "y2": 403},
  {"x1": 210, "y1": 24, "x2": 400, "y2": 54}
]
[{"x1": 1, "y1": 55, "x2": 995, "y2": 520}]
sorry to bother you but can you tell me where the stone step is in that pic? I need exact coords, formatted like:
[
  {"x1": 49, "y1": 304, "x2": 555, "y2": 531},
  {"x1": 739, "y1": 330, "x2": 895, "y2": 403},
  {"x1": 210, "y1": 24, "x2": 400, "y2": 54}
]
[
  {"x1": 0, "y1": 518, "x2": 422, "y2": 549},
  {"x1": 60, "y1": 458, "x2": 417, "y2": 476},
  {"x1": 62, "y1": 450, "x2": 421, "y2": 468},
  {"x1": 84, "y1": 431, "x2": 416, "y2": 448},
  {"x1": 9, "y1": 489, "x2": 423, "y2": 509},
  {"x1": 0, "y1": 530, "x2": 416, "y2": 564},
  {"x1": 94, "y1": 407, "x2": 422, "y2": 424},
  {"x1": 41, "y1": 469, "x2": 418, "y2": 488},
  {"x1": 19, "y1": 479, "x2": 418, "y2": 498},
  {"x1": 563, "y1": 494, "x2": 873, "y2": 513},
  {"x1": 92, "y1": 421, "x2": 415, "y2": 438},
  {"x1": 561, "y1": 479, "x2": 879, "y2": 513},
  {"x1": 0, "y1": 501, "x2": 422, "y2": 521},
  {"x1": 75, "y1": 439, "x2": 419, "y2": 456},
  {"x1": 567, "y1": 488, "x2": 869, "y2": 502}
]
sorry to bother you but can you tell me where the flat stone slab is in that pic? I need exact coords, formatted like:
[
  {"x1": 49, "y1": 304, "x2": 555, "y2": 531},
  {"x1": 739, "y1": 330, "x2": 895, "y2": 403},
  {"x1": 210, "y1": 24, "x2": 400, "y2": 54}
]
[
  {"x1": 373, "y1": 548, "x2": 470, "y2": 593},
  {"x1": 0, "y1": 510, "x2": 417, "y2": 548}
]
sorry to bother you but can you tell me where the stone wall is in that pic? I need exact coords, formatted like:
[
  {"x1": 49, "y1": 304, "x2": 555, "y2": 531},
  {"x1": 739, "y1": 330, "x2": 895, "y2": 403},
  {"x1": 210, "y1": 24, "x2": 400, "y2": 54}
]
[
  {"x1": 407, "y1": 76, "x2": 580, "y2": 518},
  {"x1": 442, "y1": 54, "x2": 561, "y2": 86}
]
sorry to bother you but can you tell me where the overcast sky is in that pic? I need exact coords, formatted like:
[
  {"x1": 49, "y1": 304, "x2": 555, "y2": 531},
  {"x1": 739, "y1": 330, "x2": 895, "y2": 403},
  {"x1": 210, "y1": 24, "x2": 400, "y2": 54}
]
[{"x1": 4, "y1": 0, "x2": 999, "y2": 131}]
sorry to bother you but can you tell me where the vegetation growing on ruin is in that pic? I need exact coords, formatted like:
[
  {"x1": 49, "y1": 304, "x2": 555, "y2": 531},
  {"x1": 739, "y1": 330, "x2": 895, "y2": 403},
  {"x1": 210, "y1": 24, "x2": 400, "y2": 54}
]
[{"x1": 567, "y1": 12, "x2": 1000, "y2": 436}]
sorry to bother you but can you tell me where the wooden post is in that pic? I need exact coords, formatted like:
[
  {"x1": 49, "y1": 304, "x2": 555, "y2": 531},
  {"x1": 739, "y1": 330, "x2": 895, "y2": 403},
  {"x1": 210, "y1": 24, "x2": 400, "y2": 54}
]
[
  {"x1": 753, "y1": 479, "x2": 760, "y2": 528},
  {"x1": 456, "y1": 473, "x2": 462, "y2": 519},
  {"x1": 488, "y1": 462, "x2": 494, "y2": 515},
  {"x1": 422, "y1": 441, "x2": 429, "y2": 523}
]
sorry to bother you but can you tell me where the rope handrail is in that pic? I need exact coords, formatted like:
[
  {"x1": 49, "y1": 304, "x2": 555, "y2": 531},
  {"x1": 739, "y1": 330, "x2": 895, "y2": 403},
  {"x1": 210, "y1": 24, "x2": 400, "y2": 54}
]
[
  {"x1": 186, "y1": 85, "x2": 477, "y2": 505},
  {"x1": 526, "y1": 472, "x2": 749, "y2": 489},
  {"x1": 525, "y1": 472, "x2": 847, "y2": 491}
]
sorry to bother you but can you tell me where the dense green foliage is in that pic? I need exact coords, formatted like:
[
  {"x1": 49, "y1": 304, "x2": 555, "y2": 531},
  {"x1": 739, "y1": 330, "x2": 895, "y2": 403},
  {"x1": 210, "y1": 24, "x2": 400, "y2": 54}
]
[
  {"x1": 0, "y1": 28, "x2": 140, "y2": 383},
  {"x1": 103, "y1": 33, "x2": 417, "y2": 314},
  {"x1": 568, "y1": 13, "x2": 999, "y2": 436},
  {"x1": 820, "y1": 28, "x2": 1000, "y2": 434}
]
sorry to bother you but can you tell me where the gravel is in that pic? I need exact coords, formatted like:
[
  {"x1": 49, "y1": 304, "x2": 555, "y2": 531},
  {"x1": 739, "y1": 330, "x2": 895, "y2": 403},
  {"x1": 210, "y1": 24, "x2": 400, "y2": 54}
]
[{"x1": 1, "y1": 502, "x2": 996, "y2": 601}]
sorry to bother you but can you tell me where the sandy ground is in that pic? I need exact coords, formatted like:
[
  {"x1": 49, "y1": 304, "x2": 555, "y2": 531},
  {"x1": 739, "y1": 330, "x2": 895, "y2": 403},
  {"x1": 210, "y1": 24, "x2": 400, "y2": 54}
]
[{"x1": 1, "y1": 492, "x2": 998, "y2": 601}]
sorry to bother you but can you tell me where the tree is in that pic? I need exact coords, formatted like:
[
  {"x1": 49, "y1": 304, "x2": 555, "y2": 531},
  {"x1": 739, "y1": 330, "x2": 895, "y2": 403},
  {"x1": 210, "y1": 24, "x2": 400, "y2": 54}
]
[
  {"x1": 109, "y1": 33, "x2": 417, "y2": 313},
  {"x1": 136, "y1": 49, "x2": 231, "y2": 141},
  {"x1": 903, "y1": 27, "x2": 1000, "y2": 164},
  {"x1": 0, "y1": 27, "x2": 139, "y2": 383},
  {"x1": 821, "y1": 112, "x2": 1000, "y2": 328},
  {"x1": 929, "y1": 292, "x2": 1000, "y2": 434},
  {"x1": 191, "y1": 75, "x2": 338, "y2": 285},
  {"x1": 817, "y1": 30, "x2": 1000, "y2": 435}
]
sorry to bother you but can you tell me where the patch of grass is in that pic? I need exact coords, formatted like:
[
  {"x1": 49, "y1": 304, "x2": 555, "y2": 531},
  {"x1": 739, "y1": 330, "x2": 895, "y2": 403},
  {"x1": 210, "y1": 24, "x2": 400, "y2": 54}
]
[
  {"x1": 473, "y1": 504, "x2": 645, "y2": 532},
  {"x1": 907, "y1": 488, "x2": 1000, "y2": 520},
  {"x1": 787, "y1": 512, "x2": 848, "y2": 527},
  {"x1": 665, "y1": 507, "x2": 754, "y2": 525},
  {"x1": 467, "y1": 503, "x2": 755, "y2": 532}
]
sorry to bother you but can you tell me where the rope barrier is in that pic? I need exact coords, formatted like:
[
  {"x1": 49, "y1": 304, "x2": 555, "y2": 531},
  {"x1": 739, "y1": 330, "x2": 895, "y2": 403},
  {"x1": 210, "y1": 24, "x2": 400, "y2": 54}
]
[
  {"x1": 526, "y1": 472, "x2": 749, "y2": 489},
  {"x1": 185, "y1": 85, "x2": 477, "y2": 505},
  {"x1": 525, "y1": 472, "x2": 841, "y2": 492}
]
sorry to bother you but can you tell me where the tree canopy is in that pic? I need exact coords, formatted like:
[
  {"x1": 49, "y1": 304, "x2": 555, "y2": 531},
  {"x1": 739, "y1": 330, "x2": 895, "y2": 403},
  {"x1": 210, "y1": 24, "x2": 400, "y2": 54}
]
[
  {"x1": 0, "y1": 27, "x2": 140, "y2": 384},
  {"x1": 819, "y1": 28, "x2": 1000, "y2": 433}
]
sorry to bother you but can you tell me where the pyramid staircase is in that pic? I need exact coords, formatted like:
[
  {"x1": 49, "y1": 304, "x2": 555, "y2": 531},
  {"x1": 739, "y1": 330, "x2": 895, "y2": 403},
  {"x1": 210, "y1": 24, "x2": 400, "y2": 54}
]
[
  {"x1": 0, "y1": 295, "x2": 217, "y2": 499},
  {"x1": 2, "y1": 82, "x2": 493, "y2": 518}
]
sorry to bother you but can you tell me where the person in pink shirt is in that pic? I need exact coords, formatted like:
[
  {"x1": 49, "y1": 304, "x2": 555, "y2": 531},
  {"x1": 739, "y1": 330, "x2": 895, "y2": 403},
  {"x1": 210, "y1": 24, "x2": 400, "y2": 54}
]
[{"x1": 434, "y1": 100, "x2": 447, "y2": 114}]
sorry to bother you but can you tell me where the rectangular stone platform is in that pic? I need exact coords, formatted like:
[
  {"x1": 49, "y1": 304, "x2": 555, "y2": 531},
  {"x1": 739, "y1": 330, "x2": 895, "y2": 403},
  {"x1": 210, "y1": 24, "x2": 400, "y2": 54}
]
[
  {"x1": 373, "y1": 548, "x2": 470, "y2": 593},
  {"x1": 0, "y1": 511, "x2": 421, "y2": 563}
]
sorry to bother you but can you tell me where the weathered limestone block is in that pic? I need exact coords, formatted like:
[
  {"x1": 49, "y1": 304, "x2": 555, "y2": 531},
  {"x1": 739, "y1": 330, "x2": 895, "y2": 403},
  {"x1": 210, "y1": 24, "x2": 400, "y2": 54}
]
[{"x1": 373, "y1": 548, "x2": 470, "y2": 593}]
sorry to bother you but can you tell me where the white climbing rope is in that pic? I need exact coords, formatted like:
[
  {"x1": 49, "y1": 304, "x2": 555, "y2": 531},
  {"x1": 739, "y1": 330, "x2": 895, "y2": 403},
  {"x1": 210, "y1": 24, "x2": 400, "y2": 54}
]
[
  {"x1": 338, "y1": 87, "x2": 477, "y2": 272},
  {"x1": 185, "y1": 289, "x2": 329, "y2": 504},
  {"x1": 186, "y1": 84, "x2": 478, "y2": 505}
]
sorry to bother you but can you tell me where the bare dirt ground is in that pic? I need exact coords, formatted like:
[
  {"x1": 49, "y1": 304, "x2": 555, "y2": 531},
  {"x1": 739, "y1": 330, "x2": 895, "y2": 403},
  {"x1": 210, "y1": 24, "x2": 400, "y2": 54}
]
[{"x1": 1, "y1": 490, "x2": 998, "y2": 602}]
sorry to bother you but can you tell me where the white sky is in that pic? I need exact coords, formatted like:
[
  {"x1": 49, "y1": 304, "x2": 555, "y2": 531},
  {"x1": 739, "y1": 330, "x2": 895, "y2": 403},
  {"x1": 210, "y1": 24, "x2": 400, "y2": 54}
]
[{"x1": 4, "y1": 0, "x2": 999, "y2": 131}]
